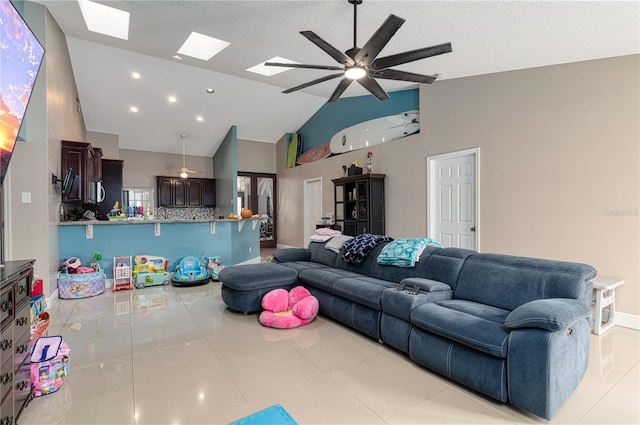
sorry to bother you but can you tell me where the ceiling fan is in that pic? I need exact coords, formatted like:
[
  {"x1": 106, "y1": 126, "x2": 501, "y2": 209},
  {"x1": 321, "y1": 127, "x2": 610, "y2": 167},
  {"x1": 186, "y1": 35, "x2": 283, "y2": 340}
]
[
  {"x1": 174, "y1": 134, "x2": 202, "y2": 178},
  {"x1": 265, "y1": 0, "x2": 452, "y2": 102}
]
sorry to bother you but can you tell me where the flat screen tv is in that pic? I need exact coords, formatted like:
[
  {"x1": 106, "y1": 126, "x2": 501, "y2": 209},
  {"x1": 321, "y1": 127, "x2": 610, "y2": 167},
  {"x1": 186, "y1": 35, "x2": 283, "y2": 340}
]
[{"x1": 0, "y1": 0, "x2": 45, "y2": 186}]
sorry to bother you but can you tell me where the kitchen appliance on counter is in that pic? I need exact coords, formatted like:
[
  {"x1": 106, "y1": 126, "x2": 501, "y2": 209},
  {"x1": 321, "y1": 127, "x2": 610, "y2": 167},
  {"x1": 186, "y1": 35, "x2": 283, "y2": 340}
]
[{"x1": 88, "y1": 181, "x2": 105, "y2": 203}]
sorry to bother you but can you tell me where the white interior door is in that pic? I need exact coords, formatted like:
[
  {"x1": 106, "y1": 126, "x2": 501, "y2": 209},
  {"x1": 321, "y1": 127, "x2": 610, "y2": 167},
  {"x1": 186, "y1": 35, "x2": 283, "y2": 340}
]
[
  {"x1": 303, "y1": 178, "x2": 323, "y2": 246},
  {"x1": 427, "y1": 149, "x2": 479, "y2": 250}
]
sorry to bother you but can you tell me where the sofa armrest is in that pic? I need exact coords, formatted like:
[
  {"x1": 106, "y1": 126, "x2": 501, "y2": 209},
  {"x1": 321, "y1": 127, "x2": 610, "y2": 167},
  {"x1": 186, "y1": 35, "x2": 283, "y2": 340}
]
[
  {"x1": 401, "y1": 278, "x2": 450, "y2": 293},
  {"x1": 505, "y1": 299, "x2": 591, "y2": 331},
  {"x1": 272, "y1": 248, "x2": 311, "y2": 264}
]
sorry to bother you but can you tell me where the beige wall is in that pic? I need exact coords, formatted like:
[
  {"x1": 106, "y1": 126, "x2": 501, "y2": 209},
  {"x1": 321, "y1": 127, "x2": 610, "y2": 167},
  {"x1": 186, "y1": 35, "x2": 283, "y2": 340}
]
[
  {"x1": 87, "y1": 131, "x2": 119, "y2": 159},
  {"x1": 276, "y1": 55, "x2": 639, "y2": 318},
  {"x1": 119, "y1": 148, "x2": 214, "y2": 189},
  {"x1": 237, "y1": 139, "x2": 276, "y2": 174}
]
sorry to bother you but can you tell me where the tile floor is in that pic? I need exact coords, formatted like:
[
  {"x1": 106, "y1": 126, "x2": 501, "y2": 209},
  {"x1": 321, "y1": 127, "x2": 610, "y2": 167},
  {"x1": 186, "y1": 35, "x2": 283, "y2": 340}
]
[{"x1": 19, "y1": 281, "x2": 639, "y2": 425}]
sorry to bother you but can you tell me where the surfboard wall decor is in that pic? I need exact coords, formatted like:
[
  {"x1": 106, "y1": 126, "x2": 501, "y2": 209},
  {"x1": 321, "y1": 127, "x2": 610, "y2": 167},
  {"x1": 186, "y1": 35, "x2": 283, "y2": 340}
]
[
  {"x1": 329, "y1": 110, "x2": 419, "y2": 154},
  {"x1": 293, "y1": 88, "x2": 419, "y2": 164},
  {"x1": 286, "y1": 133, "x2": 302, "y2": 168}
]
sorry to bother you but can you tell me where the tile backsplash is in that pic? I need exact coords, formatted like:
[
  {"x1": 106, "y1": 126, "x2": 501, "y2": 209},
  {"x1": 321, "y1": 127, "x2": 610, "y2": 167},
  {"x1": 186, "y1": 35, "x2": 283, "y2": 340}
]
[{"x1": 157, "y1": 207, "x2": 215, "y2": 220}]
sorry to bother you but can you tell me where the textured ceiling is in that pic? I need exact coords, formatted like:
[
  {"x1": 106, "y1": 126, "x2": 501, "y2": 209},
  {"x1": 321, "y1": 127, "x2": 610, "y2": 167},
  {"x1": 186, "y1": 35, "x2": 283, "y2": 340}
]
[{"x1": 32, "y1": 0, "x2": 640, "y2": 157}]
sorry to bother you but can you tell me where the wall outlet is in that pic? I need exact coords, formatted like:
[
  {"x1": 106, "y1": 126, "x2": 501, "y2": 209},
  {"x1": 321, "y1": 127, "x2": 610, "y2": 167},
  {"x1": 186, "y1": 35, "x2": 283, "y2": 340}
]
[{"x1": 249, "y1": 246, "x2": 252, "y2": 253}]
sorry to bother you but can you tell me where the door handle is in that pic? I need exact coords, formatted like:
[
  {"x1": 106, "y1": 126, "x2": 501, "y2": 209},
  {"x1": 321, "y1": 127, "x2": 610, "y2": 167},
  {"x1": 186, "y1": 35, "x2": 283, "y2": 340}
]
[{"x1": 470, "y1": 226, "x2": 476, "y2": 232}]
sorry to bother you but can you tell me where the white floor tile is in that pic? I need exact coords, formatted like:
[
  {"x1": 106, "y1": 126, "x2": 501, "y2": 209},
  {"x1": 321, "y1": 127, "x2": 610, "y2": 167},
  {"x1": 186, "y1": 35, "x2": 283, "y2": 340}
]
[{"x1": 18, "y1": 281, "x2": 639, "y2": 425}]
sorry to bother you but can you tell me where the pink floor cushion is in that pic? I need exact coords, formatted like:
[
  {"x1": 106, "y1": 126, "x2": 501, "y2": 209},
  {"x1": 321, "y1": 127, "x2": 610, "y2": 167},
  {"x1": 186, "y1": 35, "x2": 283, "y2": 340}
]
[{"x1": 259, "y1": 286, "x2": 319, "y2": 329}]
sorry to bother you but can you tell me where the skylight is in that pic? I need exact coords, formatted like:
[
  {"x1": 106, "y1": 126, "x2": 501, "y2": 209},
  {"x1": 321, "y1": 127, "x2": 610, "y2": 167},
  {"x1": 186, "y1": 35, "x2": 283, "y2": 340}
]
[
  {"x1": 78, "y1": 0, "x2": 130, "y2": 40},
  {"x1": 247, "y1": 57, "x2": 300, "y2": 76},
  {"x1": 177, "y1": 32, "x2": 230, "y2": 61}
]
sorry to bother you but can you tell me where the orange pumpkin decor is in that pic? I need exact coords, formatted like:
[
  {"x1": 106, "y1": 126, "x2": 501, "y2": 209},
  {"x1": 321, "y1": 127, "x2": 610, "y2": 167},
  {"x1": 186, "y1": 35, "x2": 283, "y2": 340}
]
[{"x1": 240, "y1": 208, "x2": 253, "y2": 219}]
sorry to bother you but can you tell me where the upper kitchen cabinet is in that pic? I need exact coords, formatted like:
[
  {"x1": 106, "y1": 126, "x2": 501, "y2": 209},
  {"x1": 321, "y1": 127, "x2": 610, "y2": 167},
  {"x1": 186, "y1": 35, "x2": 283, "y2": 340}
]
[
  {"x1": 156, "y1": 177, "x2": 216, "y2": 208},
  {"x1": 61, "y1": 141, "x2": 103, "y2": 203}
]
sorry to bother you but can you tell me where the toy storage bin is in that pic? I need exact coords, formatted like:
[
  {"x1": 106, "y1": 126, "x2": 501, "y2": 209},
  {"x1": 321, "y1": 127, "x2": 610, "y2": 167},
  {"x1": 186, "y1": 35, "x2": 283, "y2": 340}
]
[{"x1": 57, "y1": 271, "x2": 106, "y2": 299}]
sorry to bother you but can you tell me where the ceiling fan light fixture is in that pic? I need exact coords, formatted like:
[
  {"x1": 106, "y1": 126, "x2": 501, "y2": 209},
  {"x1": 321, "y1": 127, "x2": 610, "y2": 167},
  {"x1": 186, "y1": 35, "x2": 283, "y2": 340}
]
[
  {"x1": 345, "y1": 66, "x2": 366, "y2": 80},
  {"x1": 180, "y1": 171, "x2": 189, "y2": 179}
]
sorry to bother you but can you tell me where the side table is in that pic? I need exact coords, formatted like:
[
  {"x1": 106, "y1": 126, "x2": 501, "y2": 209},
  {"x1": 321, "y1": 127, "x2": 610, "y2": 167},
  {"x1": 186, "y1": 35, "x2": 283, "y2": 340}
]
[{"x1": 592, "y1": 276, "x2": 624, "y2": 335}]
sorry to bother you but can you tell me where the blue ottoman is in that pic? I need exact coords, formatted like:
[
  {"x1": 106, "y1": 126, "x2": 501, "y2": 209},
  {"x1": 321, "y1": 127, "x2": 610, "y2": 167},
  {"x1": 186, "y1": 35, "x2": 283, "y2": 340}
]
[{"x1": 219, "y1": 263, "x2": 299, "y2": 313}]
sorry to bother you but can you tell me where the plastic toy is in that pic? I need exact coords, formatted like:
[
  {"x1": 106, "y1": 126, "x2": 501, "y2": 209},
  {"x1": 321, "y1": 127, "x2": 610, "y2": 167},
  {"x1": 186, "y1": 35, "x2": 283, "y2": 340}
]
[
  {"x1": 205, "y1": 256, "x2": 224, "y2": 281},
  {"x1": 171, "y1": 256, "x2": 209, "y2": 286},
  {"x1": 259, "y1": 286, "x2": 319, "y2": 329},
  {"x1": 133, "y1": 255, "x2": 172, "y2": 288},
  {"x1": 113, "y1": 256, "x2": 133, "y2": 291},
  {"x1": 60, "y1": 257, "x2": 81, "y2": 274}
]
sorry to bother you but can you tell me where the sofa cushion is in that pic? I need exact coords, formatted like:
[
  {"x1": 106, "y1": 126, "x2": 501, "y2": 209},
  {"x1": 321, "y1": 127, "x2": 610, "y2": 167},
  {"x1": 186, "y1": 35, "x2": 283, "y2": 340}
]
[
  {"x1": 454, "y1": 254, "x2": 596, "y2": 311},
  {"x1": 336, "y1": 241, "x2": 391, "y2": 277},
  {"x1": 298, "y1": 267, "x2": 362, "y2": 293},
  {"x1": 332, "y1": 276, "x2": 398, "y2": 310},
  {"x1": 505, "y1": 299, "x2": 592, "y2": 331},
  {"x1": 411, "y1": 302, "x2": 510, "y2": 358},
  {"x1": 422, "y1": 248, "x2": 476, "y2": 289},
  {"x1": 218, "y1": 263, "x2": 298, "y2": 291},
  {"x1": 308, "y1": 240, "x2": 339, "y2": 267},
  {"x1": 381, "y1": 281, "x2": 453, "y2": 321},
  {"x1": 435, "y1": 299, "x2": 510, "y2": 324},
  {"x1": 369, "y1": 246, "x2": 442, "y2": 283},
  {"x1": 272, "y1": 248, "x2": 310, "y2": 263},
  {"x1": 277, "y1": 261, "x2": 327, "y2": 274}
]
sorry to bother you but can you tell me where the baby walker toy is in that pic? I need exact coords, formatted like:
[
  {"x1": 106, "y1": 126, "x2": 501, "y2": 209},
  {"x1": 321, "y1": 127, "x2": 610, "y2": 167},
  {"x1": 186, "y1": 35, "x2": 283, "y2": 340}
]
[
  {"x1": 113, "y1": 256, "x2": 133, "y2": 291},
  {"x1": 171, "y1": 256, "x2": 209, "y2": 287}
]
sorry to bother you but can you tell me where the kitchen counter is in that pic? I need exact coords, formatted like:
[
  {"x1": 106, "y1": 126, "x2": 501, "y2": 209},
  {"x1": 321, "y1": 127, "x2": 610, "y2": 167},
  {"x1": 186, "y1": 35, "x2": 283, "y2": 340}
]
[
  {"x1": 59, "y1": 219, "x2": 261, "y2": 277},
  {"x1": 59, "y1": 218, "x2": 257, "y2": 225}
]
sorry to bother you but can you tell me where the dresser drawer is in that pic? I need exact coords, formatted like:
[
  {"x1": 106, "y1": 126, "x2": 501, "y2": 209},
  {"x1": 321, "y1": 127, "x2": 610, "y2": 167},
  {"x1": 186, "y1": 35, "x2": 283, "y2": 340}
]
[
  {"x1": 0, "y1": 287, "x2": 12, "y2": 331},
  {"x1": 0, "y1": 327, "x2": 11, "y2": 369},
  {"x1": 0, "y1": 394, "x2": 13, "y2": 425},
  {"x1": 14, "y1": 360, "x2": 32, "y2": 416},
  {"x1": 13, "y1": 329, "x2": 30, "y2": 372},
  {"x1": 14, "y1": 269, "x2": 32, "y2": 307},
  {"x1": 13, "y1": 304, "x2": 30, "y2": 343},
  {"x1": 0, "y1": 357, "x2": 13, "y2": 405}
]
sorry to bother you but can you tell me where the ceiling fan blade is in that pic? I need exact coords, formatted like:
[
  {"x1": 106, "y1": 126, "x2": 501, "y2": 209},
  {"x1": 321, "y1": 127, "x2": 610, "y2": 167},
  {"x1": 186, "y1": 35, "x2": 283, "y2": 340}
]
[
  {"x1": 370, "y1": 42, "x2": 452, "y2": 70},
  {"x1": 300, "y1": 31, "x2": 354, "y2": 66},
  {"x1": 354, "y1": 14, "x2": 405, "y2": 65},
  {"x1": 327, "y1": 78, "x2": 353, "y2": 103},
  {"x1": 369, "y1": 68, "x2": 437, "y2": 84},
  {"x1": 357, "y1": 76, "x2": 389, "y2": 101},
  {"x1": 265, "y1": 62, "x2": 344, "y2": 71},
  {"x1": 282, "y1": 73, "x2": 344, "y2": 94}
]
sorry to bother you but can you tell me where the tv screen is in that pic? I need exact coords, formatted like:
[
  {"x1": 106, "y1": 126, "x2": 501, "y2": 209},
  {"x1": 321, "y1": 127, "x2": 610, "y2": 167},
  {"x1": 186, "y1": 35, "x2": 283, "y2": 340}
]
[{"x1": 0, "y1": 0, "x2": 45, "y2": 185}]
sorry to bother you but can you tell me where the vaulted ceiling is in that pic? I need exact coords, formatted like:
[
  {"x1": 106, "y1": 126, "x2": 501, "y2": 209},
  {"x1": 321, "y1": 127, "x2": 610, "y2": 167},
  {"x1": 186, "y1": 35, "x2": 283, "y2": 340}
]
[{"x1": 33, "y1": 1, "x2": 639, "y2": 157}]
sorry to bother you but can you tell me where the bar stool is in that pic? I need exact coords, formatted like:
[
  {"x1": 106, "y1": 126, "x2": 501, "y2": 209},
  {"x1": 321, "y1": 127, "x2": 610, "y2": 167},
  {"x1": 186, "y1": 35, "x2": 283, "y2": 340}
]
[{"x1": 592, "y1": 276, "x2": 624, "y2": 335}]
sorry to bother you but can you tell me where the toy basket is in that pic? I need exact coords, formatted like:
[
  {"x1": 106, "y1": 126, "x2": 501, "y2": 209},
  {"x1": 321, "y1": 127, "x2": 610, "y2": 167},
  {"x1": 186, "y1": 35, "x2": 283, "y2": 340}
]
[{"x1": 30, "y1": 335, "x2": 70, "y2": 397}]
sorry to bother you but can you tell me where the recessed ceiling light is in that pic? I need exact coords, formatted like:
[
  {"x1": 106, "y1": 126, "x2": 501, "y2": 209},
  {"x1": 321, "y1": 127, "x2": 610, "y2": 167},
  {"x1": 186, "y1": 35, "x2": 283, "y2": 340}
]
[
  {"x1": 196, "y1": 116, "x2": 204, "y2": 122},
  {"x1": 247, "y1": 56, "x2": 299, "y2": 76},
  {"x1": 177, "y1": 32, "x2": 230, "y2": 61},
  {"x1": 206, "y1": 88, "x2": 214, "y2": 94},
  {"x1": 131, "y1": 72, "x2": 140, "y2": 80},
  {"x1": 78, "y1": 0, "x2": 130, "y2": 40},
  {"x1": 168, "y1": 96, "x2": 177, "y2": 103},
  {"x1": 129, "y1": 106, "x2": 138, "y2": 113},
  {"x1": 172, "y1": 55, "x2": 183, "y2": 60}
]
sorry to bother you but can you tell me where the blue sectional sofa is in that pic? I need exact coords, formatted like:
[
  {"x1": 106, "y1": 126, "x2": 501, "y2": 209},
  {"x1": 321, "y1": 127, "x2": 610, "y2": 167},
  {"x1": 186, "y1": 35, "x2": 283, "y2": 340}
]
[{"x1": 222, "y1": 239, "x2": 596, "y2": 419}]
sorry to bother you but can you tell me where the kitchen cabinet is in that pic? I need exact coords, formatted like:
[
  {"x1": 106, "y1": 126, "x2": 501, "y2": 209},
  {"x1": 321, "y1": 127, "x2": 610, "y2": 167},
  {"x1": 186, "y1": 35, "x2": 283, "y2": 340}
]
[
  {"x1": 97, "y1": 159, "x2": 123, "y2": 217},
  {"x1": 156, "y1": 177, "x2": 215, "y2": 208},
  {"x1": 0, "y1": 260, "x2": 35, "y2": 425},
  {"x1": 61, "y1": 141, "x2": 102, "y2": 204},
  {"x1": 333, "y1": 173, "x2": 385, "y2": 236}
]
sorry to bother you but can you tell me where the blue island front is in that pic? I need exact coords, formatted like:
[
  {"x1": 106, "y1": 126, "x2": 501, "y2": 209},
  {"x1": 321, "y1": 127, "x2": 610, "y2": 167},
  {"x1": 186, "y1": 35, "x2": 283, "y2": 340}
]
[{"x1": 59, "y1": 219, "x2": 261, "y2": 278}]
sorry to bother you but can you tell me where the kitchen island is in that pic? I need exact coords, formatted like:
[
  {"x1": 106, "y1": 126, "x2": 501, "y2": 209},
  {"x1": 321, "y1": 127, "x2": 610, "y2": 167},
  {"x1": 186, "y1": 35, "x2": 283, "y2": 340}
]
[{"x1": 59, "y1": 219, "x2": 261, "y2": 278}]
